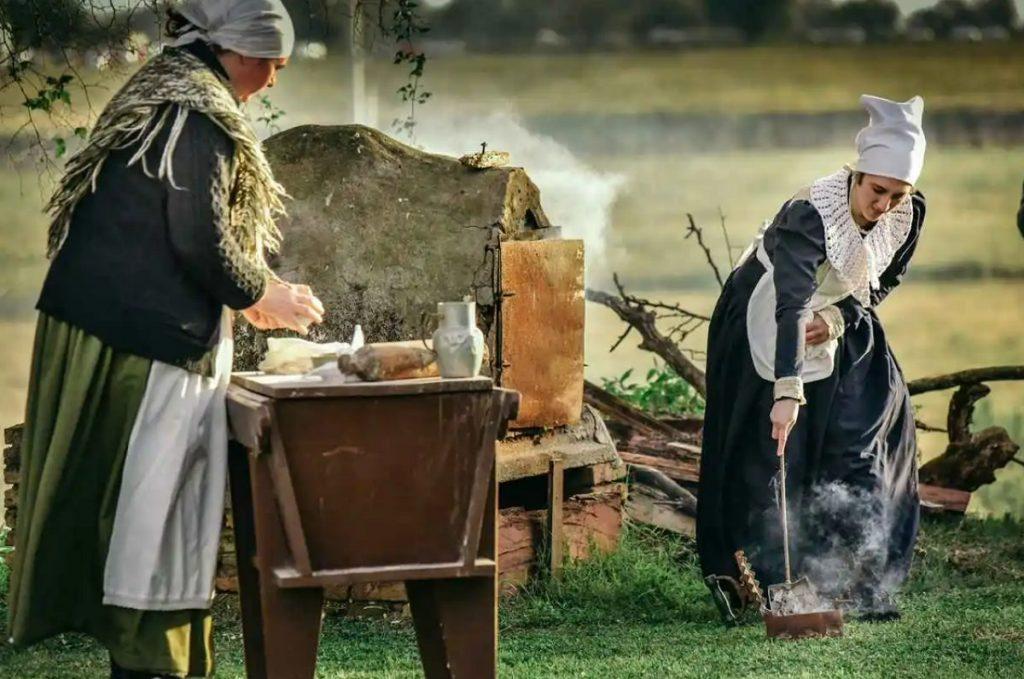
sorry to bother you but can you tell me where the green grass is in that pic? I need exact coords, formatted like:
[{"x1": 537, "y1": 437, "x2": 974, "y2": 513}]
[
  {"x1": 2, "y1": 518, "x2": 1024, "y2": 677},
  {"x1": 6, "y1": 43, "x2": 1024, "y2": 141},
  {"x1": 264, "y1": 43, "x2": 1024, "y2": 119}
]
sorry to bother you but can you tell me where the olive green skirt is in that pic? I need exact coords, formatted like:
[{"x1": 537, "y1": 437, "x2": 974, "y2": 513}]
[{"x1": 6, "y1": 314, "x2": 214, "y2": 677}]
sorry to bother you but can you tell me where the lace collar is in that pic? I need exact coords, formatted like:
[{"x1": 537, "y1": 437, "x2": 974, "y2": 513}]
[{"x1": 808, "y1": 167, "x2": 914, "y2": 307}]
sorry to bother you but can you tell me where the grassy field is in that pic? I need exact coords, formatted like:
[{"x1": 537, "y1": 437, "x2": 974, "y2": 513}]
[
  {"x1": 5, "y1": 42, "x2": 1024, "y2": 142},
  {"x1": 591, "y1": 146, "x2": 1024, "y2": 286},
  {"x1": 2, "y1": 517, "x2": 1023, "y2": 677},
  {"x1": 270, "y1": 43, "x2": 1024, "y2": 120}
]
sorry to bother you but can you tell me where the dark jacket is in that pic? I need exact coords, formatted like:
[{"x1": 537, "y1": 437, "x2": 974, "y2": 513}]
[
  {"x1": 37, "y1": 42, "x2": 266, "y2": 370},
  {"x1": 762, "y1": 191, "x2": 925, "y2": 380}
]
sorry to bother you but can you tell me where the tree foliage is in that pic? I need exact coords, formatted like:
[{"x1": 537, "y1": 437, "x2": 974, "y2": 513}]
[
  {"x1": 705, "y1": 0, "x2": 795, "y2": 41},
  {"x1": 908, "y1": 0, "x2": 1019, "y2": 36},
  {"x1": 0, "y1": 0, "x2": 432, "y2": 160}
]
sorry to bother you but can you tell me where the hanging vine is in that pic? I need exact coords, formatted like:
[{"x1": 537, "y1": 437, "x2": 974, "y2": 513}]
[
  {"x1": 0, "y1": 1, "x2": 434, "y2": 161},
  {"x1": 371, "y1": 0, "x2": 431, "y2": 140}
]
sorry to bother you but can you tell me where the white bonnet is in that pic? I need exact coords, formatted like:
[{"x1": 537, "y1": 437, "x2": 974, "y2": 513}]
[{"x1": 854, "y1": 94, "x2": 926, "y2": 185}]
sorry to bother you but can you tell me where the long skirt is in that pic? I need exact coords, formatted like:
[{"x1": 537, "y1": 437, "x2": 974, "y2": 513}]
[
  {"x1": 696, "y1": 256, "x2": 920, "y2": 616},
  {"x1": 6, "y1": 314, "x2": 226, "y2": 676}
]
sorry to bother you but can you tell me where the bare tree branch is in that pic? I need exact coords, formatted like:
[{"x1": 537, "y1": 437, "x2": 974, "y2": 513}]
[
  {"x1": 907, "y1": 366, "x2": 1024, "y2": 396},
  {"x1": 718, "y1": 206, "x2": 735, "y2": 268},
  {"x1": 685, "y1": 213, "x2": 724, "y2": 290},
  {"x1": 609, "y1": 323, "x2": 632, "y2": 353},
  {"x1": 587, "y1": 278, "x2": 707, "y2": 397},
  {"x1": 915, "y1": 419, "x2": 947, "y2": 433}
]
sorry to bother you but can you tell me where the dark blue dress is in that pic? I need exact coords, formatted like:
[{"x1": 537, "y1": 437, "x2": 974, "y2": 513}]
[{"x1": 696, "y1": 189, "x2": 926, "y2": 617}]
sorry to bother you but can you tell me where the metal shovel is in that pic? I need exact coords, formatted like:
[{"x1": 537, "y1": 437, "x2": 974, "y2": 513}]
[
  {"x1": 763, "y1": 431, "x2": 844, "y2": 639},
  {"x1": 766, "y1": 432, "x2": 819, "y2": 616}
]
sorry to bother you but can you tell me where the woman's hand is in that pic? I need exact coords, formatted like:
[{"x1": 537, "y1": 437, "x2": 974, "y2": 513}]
[
  {"x1": 805, "y1": 313, "x2": 829, "y2": 346},
  {"x1": 770, "y1": 398, "x2": 800, "y2": 446},
  {"x1": 243, "y1": 279, "x2": 324, "y2": 335},
  {"x1": 241, "y1": 306, "x2": 277, "y2": 330}
]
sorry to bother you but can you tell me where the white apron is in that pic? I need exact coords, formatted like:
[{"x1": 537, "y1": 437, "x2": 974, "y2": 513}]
[{"x1": 103, "y1": 310, "x2": 233, "y2": 610}]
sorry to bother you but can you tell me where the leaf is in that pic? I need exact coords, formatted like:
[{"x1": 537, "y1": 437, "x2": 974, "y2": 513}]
[
  {"x1": 74, "y1": 127, "x2": 87, "y2": 138},
  {"x1": 54, "y1": 136, "x2": 67, "y2": 158}
]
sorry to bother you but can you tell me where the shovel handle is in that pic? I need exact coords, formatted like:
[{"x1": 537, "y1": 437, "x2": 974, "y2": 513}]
[{"x1": 777, "y1": 432, "x2": 792, "y2": 584}]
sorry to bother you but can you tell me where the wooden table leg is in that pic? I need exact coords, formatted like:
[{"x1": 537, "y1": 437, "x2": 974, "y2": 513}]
[
  {"x1": 259, "y1": 586, "x2": 324, "y2": 679},
  {"x1": 407, "y1": 575, "x2": 497, "y2": 679},
  {"x1": 228, "y1": 442, "x2": 268, "y2": 678},
  {"x1": 230, "y1": 442, "x2": 325, "y2": 679}
]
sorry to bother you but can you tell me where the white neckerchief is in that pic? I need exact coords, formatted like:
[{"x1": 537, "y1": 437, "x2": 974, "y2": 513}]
[{"x1": 809, "y1": 167, "x2": 914, "y2": 307}]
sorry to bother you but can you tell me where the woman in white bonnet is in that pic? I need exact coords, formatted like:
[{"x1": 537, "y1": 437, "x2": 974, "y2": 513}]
[
  {"x1": 7, "y1": 1, "x2": 321, "y2": 676},
  {"x1": 697, "y1": 95, "x2": 927, "y2": 623}
]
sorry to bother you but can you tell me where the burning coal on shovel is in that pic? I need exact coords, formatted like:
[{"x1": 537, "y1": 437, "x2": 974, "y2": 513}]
[{"x1": 760, "y1": 432, "x2": 844, "y2": 640}]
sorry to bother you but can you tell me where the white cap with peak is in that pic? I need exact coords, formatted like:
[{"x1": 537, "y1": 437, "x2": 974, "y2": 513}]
[{"x1": 854, "y1": 94, "x2": 926, "y2": 186}]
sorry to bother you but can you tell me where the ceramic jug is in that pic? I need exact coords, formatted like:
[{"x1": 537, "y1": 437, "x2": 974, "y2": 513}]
[{"x1": 432, "y1": 301, "x2": 485, "y2": 378}]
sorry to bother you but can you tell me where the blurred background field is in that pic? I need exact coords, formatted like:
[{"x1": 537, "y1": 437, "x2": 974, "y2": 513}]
[{"x1": 1, "y1": 41, "x2": 1022, "y2": 515}]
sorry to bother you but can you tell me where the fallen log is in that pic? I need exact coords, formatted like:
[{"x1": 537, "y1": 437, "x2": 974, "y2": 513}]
[
  {"x1": 583, "y1": 380, "x2": 686, "y2": 439},
  {"x1": 618, "y1": 451, "x2": 700, "y2": 484},
  {"x1": 908, "y1": 365, "x2": 1024, "y2": 395},
  {"x1": 625, "y1": 465, "x2": 697, "y2": 536},
  {"x1": 918, "y1": 484, "x2": 972, "y2": 514},
  {"x1": 917, "y1": 382, "x2": 1022, "y2": 492},
  {"x1": 919, "y1": 428, "x2": 1020, "y2": 492},
  {"x1": 628, "y1": 465, "x2": 698, "y2": 515}
]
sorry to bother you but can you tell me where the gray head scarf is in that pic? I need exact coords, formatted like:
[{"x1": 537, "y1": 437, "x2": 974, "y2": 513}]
[{"x1": 170, "y1": 0, "x2": 295, "y2": 59}]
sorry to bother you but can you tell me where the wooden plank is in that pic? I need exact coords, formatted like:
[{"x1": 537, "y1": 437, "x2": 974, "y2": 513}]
[
  {"x1": 547, "y1": 458, "x2": 565, "y2": 579},
  {"x1": 461, "y1": 392, "x2": 503, "y2": 569},
  {"x1": 583, "y1": 381, "x2": 683, "y2": 439},
  {"x1": 227, "y1": 442, "x2": 269, "y2": 678},
  {"x1": 231, "y1": 372, "x2": 493, "y2": 399},
  {"x1": 497, "y1": 437, "x2": 617, "y2": 483},
  {"x1": 266, "y1": 412, "x2": 313, "y2": 576},
  {"x1": 500, "y1": 239, "x2": 585, "y2": 429},
  {"x1": 625, "y1": 482, "x2": 696, "y2": 537},
  {"x1": 498, "y1": 485, "x2": 624, "y2": 589},
  {"x1": 273, "y1": 560, "x2": 497, "y2": 588},
  {"x1": 618, "y1": 451, "x2": 701, "y2": 483},
  {"x1": 666, "y1": 441, "x2": 702, "y2": 456},
  {"x1": 919, "y1": 483, "x2": 971, "y2": 513},
  {"x1": 225, "y1": 384, "x2": 273, "y2": 450}
]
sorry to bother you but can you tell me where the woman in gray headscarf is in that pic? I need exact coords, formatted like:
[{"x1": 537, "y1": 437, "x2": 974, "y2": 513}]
[{"x1": 7, "y1": 2, "x2": 318, "y2": 676}]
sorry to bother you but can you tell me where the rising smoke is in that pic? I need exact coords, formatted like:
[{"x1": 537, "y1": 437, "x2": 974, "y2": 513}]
[
  {"x1": 796, "y1": 481, "x2": 905, "y2": 615},
  {"x1": 412, "y1": 109, "x2": 624, "y2": 285}
]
